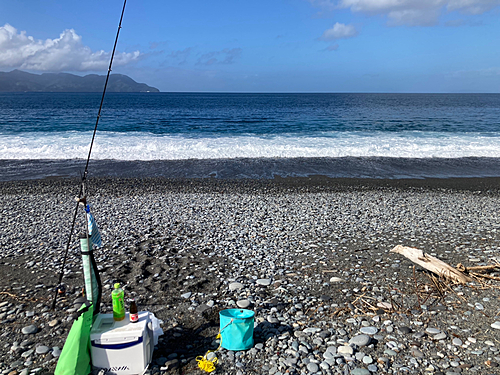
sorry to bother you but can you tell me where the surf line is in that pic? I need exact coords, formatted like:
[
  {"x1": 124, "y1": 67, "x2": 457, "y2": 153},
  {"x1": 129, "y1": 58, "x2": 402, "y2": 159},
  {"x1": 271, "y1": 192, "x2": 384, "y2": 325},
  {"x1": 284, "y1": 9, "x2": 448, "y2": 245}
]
[{"x1": 51, "y1": 0, "x2": 128, "y2": 310}]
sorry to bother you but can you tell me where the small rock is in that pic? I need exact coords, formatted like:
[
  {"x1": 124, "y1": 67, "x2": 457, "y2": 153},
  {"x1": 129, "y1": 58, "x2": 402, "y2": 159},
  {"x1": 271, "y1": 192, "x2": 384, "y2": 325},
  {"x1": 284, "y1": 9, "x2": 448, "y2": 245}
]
[
  {"x1": 349, "y1": 334, "x2": 370, "y2": 347},
  {"x1": 329, "y1": 277, "x2": 344, "y2": 283},
  {"x1": 236, "y1": 300, "x2": 250, "y2": 308},
  {"x1": 426, "y1": 328, "x2": 441, "y2": 334},
  {"x1": 306, "y1": 362, "x2": 319, "y2": 373},
  {"x1": 338, "y1": 345, "x2": 354, "y2": 355},
  {"x1": 21, "y1": 325, "x2": 37, "y2": 335},
  {"x1": 360, "y1": 327, "x2": 377, "y2": 335},
  {"x1": 491, "y1": 322, "x2": 500, "y2": 330},
  {"x1": 229, "y1": 282, "x2": 244, "y2": 291},
  {"x1": 35, "y1": 346, "x2": 49, "y2": 355},
  {"x1": 256, "y1": 279, "x2": 272, "y2": 286}
]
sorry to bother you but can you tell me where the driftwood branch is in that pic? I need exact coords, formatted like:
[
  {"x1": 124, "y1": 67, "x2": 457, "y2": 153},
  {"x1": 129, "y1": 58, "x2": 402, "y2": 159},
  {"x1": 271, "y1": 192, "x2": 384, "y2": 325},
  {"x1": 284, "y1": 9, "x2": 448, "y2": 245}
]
[
  {"x1": 456, "y1": 263, "x2": 500, "y2": 273},
  {"x1": 390, "y1": 245, "x2": 472, "y2": 284}
]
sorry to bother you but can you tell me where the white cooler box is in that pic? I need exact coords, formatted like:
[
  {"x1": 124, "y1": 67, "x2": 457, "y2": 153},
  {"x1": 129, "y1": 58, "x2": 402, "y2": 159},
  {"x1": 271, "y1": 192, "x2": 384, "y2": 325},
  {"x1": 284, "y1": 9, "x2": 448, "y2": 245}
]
[{"x1": 90, "y1": 311, "x2": 153, "y2": 375}]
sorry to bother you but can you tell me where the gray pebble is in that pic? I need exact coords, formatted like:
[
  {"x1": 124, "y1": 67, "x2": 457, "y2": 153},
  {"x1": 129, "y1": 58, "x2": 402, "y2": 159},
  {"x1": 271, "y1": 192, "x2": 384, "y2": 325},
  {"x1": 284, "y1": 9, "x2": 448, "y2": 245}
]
[
  {"x1": 306, "y1": 362, "x2": 319, "y2": 373},
  {"x1": 35, "y1": 345, "x2": 49, "y2": 355},
  {"x1": 229, "y1": 282, "x2": 244, "y2": 291},
  {"x1": 349, "y1": 334, "x2": 370, "y2": 347},
  {"x1": 236, "y1": 300, "x2": 250, "y2": 308},
  {"x1": 359, "y1": 326, "x2": 377, "y2": 335},
  {"x1": 21, "y1": 325, "x2": 37, "y2": 335}
]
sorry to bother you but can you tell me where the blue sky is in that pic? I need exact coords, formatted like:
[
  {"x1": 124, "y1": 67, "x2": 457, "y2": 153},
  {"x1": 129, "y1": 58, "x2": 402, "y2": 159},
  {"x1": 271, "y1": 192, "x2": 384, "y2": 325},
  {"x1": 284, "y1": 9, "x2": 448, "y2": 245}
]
[{"x1": 0, "y1": 0, "x2": 499, "y2": 92}]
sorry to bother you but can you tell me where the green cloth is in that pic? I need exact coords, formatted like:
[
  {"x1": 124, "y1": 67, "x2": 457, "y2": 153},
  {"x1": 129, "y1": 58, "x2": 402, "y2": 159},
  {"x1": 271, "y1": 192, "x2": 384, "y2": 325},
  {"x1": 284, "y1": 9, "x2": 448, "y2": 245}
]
[{"x1": 54, "y1": 301, "x2": 93, "y2": 375}]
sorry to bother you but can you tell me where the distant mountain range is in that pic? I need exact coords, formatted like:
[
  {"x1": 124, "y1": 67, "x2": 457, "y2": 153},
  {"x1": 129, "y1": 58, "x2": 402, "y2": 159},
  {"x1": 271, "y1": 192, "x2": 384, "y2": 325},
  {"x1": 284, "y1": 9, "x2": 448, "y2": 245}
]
[{"x1": 0, "y1": 70, "x2": 160, "y2": 92}]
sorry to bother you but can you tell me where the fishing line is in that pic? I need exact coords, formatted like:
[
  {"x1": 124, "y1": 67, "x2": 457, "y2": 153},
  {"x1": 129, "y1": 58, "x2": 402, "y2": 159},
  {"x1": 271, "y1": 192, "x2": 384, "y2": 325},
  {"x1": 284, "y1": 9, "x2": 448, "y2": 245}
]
[{"x1": 51, "y1": 0, "x2": 128, "y2": 309}]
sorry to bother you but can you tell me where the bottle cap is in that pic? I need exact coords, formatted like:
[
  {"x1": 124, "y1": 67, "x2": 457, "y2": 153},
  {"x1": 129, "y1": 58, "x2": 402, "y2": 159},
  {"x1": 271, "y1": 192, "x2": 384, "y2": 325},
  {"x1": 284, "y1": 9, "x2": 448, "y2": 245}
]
[{"x1": 114, "y1": 283, "x2": 120, "y2": 289}]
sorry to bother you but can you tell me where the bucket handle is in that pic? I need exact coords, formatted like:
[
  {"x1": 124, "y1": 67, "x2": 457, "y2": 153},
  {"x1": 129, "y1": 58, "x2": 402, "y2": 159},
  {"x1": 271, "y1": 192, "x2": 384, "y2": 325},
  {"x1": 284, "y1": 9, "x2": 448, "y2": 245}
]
[{"x1": 220, "y1": 318, "x2": 233, "y2": 333}]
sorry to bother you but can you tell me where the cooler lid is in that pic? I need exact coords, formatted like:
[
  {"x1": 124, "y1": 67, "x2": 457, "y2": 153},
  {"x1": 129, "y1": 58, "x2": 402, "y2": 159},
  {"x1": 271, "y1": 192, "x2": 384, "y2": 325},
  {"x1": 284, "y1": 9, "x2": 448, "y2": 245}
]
[{"x1": 90, "y1": 311, "x2": 150, "y2": 341}]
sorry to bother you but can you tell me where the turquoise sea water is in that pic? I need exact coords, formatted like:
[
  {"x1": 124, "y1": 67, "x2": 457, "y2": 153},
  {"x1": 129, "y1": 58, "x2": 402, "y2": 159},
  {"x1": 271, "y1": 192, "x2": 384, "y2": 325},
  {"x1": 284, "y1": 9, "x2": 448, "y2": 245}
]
[{"x1": 1, "y1": 92, "x2": 500, "y2": 180}]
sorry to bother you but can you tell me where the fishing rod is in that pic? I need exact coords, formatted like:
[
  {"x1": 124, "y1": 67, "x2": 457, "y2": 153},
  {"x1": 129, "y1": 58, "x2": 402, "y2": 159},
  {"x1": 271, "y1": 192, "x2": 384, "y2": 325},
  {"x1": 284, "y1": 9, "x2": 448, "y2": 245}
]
[{"x1": 51, "y1": 0, "x2": 128, "y2": 309}]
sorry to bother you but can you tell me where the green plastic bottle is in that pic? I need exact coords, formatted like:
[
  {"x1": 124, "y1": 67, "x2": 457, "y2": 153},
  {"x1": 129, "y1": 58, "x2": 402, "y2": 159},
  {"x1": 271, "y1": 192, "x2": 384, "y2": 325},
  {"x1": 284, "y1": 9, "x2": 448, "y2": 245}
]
[{"x1": 112, "y1": 283, "x2": 125, "y2": 321}]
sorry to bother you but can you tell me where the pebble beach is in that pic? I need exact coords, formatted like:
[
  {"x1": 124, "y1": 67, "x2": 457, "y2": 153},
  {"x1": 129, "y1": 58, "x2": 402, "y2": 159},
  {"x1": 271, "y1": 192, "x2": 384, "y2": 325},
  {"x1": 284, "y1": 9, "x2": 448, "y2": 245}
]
[{"x1": 2, "y1": 177, "x2": 500, "y2": 375}]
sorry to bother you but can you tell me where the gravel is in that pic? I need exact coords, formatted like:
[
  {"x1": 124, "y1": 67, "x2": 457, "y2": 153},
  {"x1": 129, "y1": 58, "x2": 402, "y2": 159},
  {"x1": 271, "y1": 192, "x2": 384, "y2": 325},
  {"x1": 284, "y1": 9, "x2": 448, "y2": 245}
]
[{"x1": 1, "y1": 177, "x2": 500, "y2": 374}]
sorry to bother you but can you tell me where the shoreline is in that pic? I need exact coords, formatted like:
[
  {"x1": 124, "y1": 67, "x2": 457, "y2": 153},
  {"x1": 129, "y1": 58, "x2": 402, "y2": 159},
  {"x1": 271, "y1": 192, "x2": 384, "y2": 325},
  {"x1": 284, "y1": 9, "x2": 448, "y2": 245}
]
[
  {"x1": 4, "y1": 157, "x2": 500, "y2": 182},
  {"x1": 2, "y1": 175, "x2": 500, "y2": 195}
]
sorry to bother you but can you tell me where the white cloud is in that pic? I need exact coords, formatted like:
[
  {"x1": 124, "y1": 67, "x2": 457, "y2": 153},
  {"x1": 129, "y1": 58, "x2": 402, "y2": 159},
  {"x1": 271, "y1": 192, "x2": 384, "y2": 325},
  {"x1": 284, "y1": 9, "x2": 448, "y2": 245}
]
[
  {"x1": 310, "y1": 0, "x2": 500, "y2": 26},
  {"x1": 320, "y1": 22, "x2": 359, "y2": 40},
  {"x1": 0, "y1": 24, "x2": 141, "y2": 71}
]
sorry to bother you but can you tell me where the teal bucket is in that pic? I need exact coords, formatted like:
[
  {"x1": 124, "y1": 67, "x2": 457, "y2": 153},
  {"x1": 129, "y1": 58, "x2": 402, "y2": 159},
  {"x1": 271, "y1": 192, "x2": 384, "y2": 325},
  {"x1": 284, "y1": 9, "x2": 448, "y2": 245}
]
[{"x1": 219, "y1": 309, "x2": 254, "y2": 351}]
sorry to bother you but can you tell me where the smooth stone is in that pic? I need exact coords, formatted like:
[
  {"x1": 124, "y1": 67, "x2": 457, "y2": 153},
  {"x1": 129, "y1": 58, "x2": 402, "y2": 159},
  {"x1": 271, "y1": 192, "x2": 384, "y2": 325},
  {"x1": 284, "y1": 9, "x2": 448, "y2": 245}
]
[
  {"x1": 399, "y1": 326, "x2": 412, "y2": 334},
  {"x1": 434, "y1": 333, "x2": 447, "y2": 340},
  {"x1": 229, "y1": 282, "x2": 244, "y2": 291},
  {"x1": 256, "y1": 279, "x2": 272, "y2": 286},
  {"x1": 306, "y1": 362, "x2": 319, "y2": 373},
  {"x1": 324, "y1": 351, "x2": 335, "y2": 360},
  {"x1": 360, "y1": 326, "x2": 378, "y2": 335},
  {"x1": 349, "y1": 334, "x2": 370, "y2": 347},
  {"x1": 351, "y1": 369, "x2": 370, "y2": 375},
  {"x1": 338, "y1": 345, "x2": 354, "y2": 355},
  {"x1": 384, "y1": 349, "x2": 397, "y2": 356},
  {"x1": 329, "y1": 277, "x2": 344, "y2": 283},
  {"x1": 326, "y1": 346, "x2": 337, "y2": 354},
  {"x1": 180, "y1": 292, "x2": 192, "y2": 299},
  {"x1": 362, "y1": 355, "x2": 373, "y2": 364},
  {"x1": 491, "y1": 322, "x2": 500, "y2": 330},
  {"x1": 51, "y1": 347, "x2": 61, "y2": 358},
  {"x1": 206, "y1": 352, "x2": 216, "y2": 361},
  {"x1": 21, "y1": 349, "x2": 34, "y2": 358},
  {"x1": 21, "y1": 325, "x2": 37, "y2": 335},
  {"x1": 236, "y1": 300, "x2": 250, "y2": 308},
  {"x1": 48, "y1": 319, "x2": 59, "y2": 327},
  {"x1": 35, "y1": 346, "x2": 49, "y2": 355},
  {"x1": 452, "y1": 338, "x2": 463, "y2": 346},
  {"x1": 426, "y1": 328, "x2": 441, "y2": 334},
  {"x1": 355, "y1": 352, "x2": 365, "y2": 361}
]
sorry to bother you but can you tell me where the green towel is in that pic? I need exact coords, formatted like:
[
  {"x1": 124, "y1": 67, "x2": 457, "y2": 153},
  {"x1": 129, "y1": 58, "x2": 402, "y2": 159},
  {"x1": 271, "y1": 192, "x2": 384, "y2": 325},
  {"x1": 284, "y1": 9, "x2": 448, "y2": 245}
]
[{"x1": 54, "y1": 300, "x2": 94, "y2": 375}]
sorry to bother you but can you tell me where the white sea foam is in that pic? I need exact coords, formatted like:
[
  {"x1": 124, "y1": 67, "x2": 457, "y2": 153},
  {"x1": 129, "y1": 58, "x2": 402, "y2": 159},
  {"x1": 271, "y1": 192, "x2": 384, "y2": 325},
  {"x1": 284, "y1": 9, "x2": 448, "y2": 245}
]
[{"x1": 2, "y1": 131, "x2": 500, "y2": 160}]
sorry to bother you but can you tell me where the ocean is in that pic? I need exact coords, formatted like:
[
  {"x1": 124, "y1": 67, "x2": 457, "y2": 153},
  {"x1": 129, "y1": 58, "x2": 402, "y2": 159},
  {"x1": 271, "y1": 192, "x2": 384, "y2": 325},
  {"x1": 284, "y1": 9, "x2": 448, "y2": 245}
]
[{"x1": 1, "y1": 92, "x2": 500, "y2": 181}]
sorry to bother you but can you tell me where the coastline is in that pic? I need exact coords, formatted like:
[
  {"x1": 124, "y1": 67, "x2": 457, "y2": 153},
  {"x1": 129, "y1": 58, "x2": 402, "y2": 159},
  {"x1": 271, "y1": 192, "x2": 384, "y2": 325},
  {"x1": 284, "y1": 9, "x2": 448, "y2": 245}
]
[
  {"x1": 2, "y1": 175, "x2": 500, "y2": 194},
  {"x1": 4, "y1": 157, "x2": 500, "y2": 182},
  {"x1": 1, "y1": 176, "x2": 500, "y2": 374}
]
